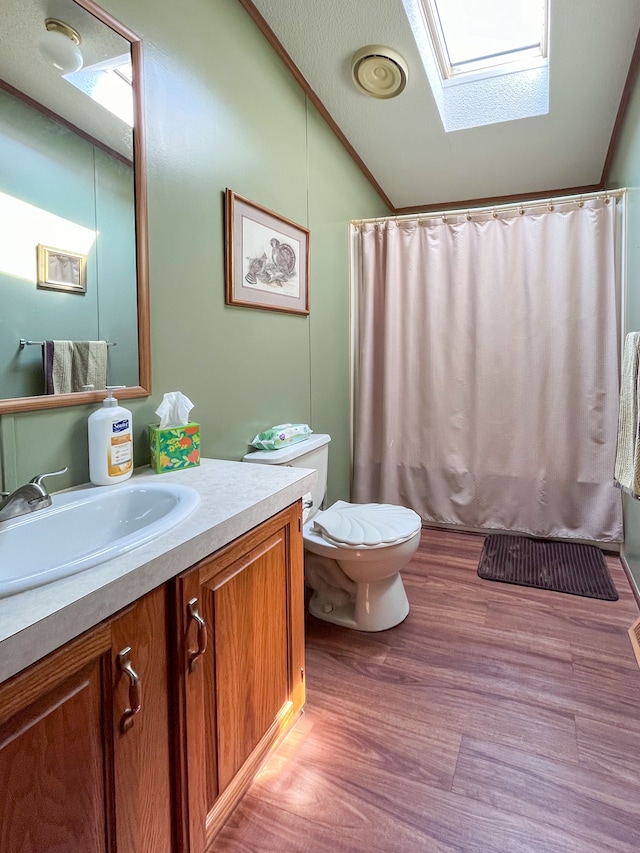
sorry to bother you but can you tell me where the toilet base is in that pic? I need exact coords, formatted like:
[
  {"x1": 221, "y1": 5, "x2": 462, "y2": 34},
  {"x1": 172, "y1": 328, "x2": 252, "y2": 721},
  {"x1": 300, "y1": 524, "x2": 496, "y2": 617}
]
[{"x1": 308, "y1": 572, "x2": 409, "y2": 632}]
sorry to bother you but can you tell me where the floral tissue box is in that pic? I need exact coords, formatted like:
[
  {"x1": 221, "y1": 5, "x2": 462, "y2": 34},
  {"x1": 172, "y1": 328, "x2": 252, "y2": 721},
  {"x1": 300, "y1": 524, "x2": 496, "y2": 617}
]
[{"x1": 149, "y1": 423, "x2": 200, "y2": 473}]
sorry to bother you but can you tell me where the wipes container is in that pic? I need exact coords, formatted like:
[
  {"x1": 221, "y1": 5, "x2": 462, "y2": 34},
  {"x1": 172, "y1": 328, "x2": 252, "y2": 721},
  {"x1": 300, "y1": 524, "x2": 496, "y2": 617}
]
[{"x1": 250, "y1": 423, "x2": 312, "y2": 451}]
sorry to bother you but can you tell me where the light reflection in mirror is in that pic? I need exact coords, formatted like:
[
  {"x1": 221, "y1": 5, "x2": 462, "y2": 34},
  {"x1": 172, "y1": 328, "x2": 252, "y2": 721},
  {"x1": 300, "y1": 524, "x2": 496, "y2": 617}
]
[{"x1": 0, "y1": 190, "x2": 97, "y2": 281}]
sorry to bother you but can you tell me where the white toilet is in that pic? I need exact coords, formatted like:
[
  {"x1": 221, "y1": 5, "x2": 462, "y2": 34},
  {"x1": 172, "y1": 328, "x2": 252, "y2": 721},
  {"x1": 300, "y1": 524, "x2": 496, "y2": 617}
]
[{"x1": 243, "y1": 434, "x2": 421, "y2": 631}]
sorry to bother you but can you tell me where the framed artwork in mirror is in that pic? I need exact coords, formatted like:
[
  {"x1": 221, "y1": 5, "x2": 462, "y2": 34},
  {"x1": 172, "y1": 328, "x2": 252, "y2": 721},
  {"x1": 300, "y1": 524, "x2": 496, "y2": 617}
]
[
  {"x1": 36, "y1": 244, "x2": 87, "y2": 294},
  {"x1": 225, "y1": 189, "x2": 309, "y2": 316}
]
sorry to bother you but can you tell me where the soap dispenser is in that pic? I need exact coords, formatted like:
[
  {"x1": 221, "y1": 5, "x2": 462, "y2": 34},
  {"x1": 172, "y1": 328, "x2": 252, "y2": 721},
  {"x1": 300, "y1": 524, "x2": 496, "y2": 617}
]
[{"x1": 88, "y1": 386, "x2": 133, "y2": 485}]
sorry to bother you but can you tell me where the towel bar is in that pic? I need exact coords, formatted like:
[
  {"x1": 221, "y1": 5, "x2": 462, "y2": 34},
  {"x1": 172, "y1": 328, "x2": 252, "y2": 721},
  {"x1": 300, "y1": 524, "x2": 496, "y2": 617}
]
[{"x1": 19, "y1": 338, "x2": 116, "y2": 349}]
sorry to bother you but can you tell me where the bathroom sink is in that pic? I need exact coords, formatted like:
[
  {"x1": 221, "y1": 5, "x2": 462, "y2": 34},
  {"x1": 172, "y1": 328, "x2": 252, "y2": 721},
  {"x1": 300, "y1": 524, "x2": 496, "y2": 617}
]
[{"x1": 0, "y1": 481, "x2": 200, "y2": 597}]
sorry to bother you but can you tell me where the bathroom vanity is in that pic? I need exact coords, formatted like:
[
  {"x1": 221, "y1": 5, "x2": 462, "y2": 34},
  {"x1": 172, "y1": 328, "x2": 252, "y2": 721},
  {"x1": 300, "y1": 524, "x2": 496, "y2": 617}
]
[{"x1": 0, "y1": 459, "x2": 315, "y2": 852}]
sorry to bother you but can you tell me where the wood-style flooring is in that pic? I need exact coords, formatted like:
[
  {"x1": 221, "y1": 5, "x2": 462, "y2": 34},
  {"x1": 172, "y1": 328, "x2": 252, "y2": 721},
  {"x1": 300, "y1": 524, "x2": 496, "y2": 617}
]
[{"x1": 215, "y1": 528, "x2": 640, "y2": 852}]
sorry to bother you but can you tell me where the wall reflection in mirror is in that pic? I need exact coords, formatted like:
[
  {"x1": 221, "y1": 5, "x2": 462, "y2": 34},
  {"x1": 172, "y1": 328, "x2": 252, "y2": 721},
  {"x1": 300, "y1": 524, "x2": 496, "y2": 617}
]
[{"x1": 0, "y1": 0, "x2": 147, "y2": 407}]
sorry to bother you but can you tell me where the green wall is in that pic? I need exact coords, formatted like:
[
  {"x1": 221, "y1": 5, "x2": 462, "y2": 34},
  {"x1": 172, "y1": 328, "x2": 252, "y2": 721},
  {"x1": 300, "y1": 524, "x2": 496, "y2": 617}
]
[
  {"x1": 0, "y1": 0, "x2": 387, "y2": 503},
  {"x1": 609, "y1": 68, "x2": 640, "y2": 592}
]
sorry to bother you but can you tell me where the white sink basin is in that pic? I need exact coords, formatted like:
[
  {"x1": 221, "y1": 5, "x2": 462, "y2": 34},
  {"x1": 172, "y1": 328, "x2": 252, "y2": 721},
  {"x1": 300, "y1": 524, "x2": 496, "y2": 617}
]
[{"x1": 0, "y1": 481, "x2": 200, "y2": 597}]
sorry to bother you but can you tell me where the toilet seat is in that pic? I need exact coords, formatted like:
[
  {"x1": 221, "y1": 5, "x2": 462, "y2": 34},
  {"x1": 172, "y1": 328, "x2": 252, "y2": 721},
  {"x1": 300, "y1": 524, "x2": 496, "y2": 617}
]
[{"x1": 311, "y1": 501, "x2": 421, "y2": 550}]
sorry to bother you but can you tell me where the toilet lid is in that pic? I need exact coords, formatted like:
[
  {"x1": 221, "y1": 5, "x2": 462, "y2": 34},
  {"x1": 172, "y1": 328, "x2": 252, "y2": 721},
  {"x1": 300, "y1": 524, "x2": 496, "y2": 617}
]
[{"x1": 312, "y1": 502, "x2": 422, "y2": 548}]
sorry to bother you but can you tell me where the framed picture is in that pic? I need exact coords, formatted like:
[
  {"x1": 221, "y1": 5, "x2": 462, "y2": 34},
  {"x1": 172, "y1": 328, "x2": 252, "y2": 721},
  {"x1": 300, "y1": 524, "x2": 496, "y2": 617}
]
[
  {"x1": 225, "y1": 189, "x2": 309, "y2": 315},
  {"x1": 36, "y1": 244, "x2": 87, "y2": 294}
]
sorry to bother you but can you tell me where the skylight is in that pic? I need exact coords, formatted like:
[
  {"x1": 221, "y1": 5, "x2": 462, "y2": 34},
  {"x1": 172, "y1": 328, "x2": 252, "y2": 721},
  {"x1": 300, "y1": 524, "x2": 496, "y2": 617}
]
[
  {"x1": 65, "y1": 54, "x2": 134, "y2": 127},
  {"x1": 421, "y1": 0, "x2": 547, "y2": 80},
  {"x1": 402, "y1": 0, "x2": 550, "y2": 131}
]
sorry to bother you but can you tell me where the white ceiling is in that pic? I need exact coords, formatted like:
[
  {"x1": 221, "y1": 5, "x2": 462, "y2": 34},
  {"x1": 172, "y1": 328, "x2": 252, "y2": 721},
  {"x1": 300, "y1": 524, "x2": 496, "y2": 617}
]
[{"x1": 249, "y1": 0, "x2": 640, "y2": 211}]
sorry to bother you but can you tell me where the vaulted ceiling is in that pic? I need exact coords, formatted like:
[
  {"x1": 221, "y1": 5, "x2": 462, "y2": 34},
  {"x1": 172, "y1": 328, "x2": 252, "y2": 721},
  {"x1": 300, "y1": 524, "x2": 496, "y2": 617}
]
[{"x1": 244, "y1": 0, "x2": 640, "y2": 211}]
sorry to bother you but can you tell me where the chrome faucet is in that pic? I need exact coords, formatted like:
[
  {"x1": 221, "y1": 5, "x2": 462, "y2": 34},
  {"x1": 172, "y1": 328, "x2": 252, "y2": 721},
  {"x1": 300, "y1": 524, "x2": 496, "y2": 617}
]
[{"x1": 0, "y1": 468, "x2": 68, "y2": 523}]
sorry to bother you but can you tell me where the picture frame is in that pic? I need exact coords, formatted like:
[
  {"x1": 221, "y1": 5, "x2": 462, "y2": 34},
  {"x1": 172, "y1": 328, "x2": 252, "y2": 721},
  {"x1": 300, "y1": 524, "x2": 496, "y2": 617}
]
[
  {"x1": 225, "y1": 189, "x2": 309, "y2": 315},
  {"x1": 36, "y1": 244, "x2": 87, "y2": 294}
]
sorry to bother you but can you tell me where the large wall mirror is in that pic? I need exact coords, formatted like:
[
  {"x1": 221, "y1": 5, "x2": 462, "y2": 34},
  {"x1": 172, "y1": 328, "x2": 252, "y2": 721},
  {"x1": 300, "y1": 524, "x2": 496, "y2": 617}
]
[{"x1": 0, "y1": 0, "x2": 150, "y2": 414}]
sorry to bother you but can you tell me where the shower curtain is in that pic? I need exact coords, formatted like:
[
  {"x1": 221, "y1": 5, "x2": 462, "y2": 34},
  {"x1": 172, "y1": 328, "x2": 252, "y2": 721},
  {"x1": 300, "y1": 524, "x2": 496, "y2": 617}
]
[{"x1": 351, "y1": 196, "x2": 623, "y2": 543}]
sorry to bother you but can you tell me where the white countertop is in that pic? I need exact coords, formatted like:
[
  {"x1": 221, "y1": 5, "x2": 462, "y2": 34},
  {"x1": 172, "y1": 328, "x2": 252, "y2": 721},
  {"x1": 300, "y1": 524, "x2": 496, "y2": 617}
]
[{"x1": 0, "y1": 458, "x2": 316, "y2": 684}]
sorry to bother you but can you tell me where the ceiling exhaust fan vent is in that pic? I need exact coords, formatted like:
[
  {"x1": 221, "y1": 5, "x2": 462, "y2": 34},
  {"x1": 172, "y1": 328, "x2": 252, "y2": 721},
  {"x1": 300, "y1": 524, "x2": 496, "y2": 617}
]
[{"x1": 351, "y1": 45, "x2": 408, "y2": 100}]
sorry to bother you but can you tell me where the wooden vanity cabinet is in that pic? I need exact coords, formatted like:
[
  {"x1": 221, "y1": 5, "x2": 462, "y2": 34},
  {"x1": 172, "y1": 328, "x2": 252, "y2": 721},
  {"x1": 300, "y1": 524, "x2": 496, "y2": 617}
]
[
  {"x1": 0, "y1": 584, "x2": 172, "y2": 853},
  {"x1": 0, "y1": 501, "x2": 305, "y2": 852},
  {"x1": 172, "y1": 501, "x2": 305, "y2": 852}
]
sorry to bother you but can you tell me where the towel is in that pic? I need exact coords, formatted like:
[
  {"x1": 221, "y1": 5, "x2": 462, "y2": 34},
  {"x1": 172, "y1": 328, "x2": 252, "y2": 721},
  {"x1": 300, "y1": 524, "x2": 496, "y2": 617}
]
[
  {"x1": 614, "y1": 332, "x2": 640, "y2": 498},
  {"x1": 44, "y1": 340, "x2": 108, "y2": 394},
  {"x1": 302, "y1": 492, "x2": 313, "y2": 523}
]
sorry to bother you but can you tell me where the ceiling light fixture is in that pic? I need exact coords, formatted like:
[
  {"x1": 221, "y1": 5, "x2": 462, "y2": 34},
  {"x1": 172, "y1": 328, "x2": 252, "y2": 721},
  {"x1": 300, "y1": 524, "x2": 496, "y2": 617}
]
[
  {"x1": 351, "y1": 45, "x2": 408, "y2": 99},
  {"x1": 39, "y1": 18, "x2": 83, "y2": 74}
]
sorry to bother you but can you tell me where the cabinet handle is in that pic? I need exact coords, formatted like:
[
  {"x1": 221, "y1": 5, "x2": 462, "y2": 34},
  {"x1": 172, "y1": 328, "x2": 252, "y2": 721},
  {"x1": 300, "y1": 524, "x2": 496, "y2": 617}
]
[
  {"x1": 187, "y1": 598, "x2": 208, "y2": 672},
  {"x1": 117, "y1": 647, "x2": 142, "y2": 733}
]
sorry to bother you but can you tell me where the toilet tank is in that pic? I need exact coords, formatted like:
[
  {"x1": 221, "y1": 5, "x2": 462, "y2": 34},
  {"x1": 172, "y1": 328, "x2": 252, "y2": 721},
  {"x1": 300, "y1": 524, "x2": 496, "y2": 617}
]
[{"x1": 242, "y1": 433, "x2": 330, "y2": 517}]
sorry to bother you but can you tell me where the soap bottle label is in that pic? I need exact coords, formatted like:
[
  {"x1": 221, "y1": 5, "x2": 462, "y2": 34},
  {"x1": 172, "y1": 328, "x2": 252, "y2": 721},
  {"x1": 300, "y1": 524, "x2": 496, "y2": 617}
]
[{"x1": 108, "y1": 431, "x2": 132, "y2": 477}]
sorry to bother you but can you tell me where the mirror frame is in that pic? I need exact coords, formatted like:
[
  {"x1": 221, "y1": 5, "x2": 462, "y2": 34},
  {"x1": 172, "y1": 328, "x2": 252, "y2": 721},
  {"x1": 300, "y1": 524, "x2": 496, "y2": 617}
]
[{"x1": 0, "y1": 0, "x2": 150, "y2": 415}]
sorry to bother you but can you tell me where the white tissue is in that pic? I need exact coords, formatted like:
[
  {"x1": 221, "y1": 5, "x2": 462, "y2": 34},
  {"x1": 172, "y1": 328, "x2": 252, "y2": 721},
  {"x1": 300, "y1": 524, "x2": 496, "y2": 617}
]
[{"x1": 155, "y1": 391, "x2": 194, "y2": 429}]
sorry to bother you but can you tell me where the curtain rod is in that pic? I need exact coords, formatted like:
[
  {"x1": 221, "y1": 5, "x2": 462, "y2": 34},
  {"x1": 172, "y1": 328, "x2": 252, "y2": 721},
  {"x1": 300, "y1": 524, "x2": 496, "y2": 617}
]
[{"x1": 351, "y1": 188, "x2": 626, "y2": 227}]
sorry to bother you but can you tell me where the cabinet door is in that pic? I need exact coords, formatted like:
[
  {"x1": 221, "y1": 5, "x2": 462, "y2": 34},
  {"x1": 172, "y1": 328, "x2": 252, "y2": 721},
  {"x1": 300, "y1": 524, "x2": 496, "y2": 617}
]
[
  {"x1": 0, "y1": 626, "x2": 114, "y2": 853},
  {"x1": 112, "y1": 584, "x2": 172, "y2": 853},
  {"x1": 0, "y1": 586, "x2": 172, "y2": 853},
  {"x1": 173, "y1": 564, "x2": 208, "y2": 853},
  {"x1": 173, "y1": 501, "x2": 305, "y2": 852},
  {"x1": 215, "y1": 521, "x2": 290, "y2": 789}
]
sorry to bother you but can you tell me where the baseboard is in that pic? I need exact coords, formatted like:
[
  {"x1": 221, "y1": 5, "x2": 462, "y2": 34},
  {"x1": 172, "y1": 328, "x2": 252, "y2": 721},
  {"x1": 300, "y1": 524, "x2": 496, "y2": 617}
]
[
  {"x1": 420, "y1": 520, "x2": 621, "y2": 554},
  {"x1": 619, "y1": 551, "x2": 640, "y2": 609},
  {"x1": 628, "y1": 617, "x2": 640, "y2": 670}
]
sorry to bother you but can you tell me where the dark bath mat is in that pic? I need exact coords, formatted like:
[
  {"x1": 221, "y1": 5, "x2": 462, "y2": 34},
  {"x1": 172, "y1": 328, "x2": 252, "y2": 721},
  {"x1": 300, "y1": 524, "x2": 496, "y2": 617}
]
[{"x1": 477, "y1": 535, "x2": 618, "y2": 601}]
